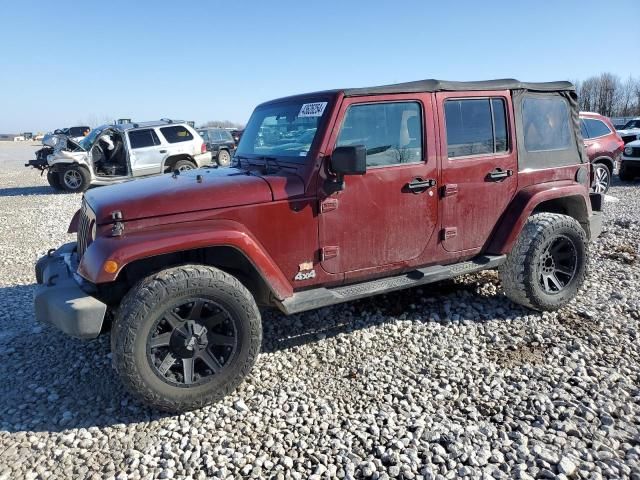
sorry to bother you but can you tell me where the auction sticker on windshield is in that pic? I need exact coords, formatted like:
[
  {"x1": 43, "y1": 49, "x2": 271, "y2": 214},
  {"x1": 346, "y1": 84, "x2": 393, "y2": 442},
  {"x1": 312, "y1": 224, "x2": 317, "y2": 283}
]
[{"x1": 299, "y1": 102, "x2": 327, "y2": 118}]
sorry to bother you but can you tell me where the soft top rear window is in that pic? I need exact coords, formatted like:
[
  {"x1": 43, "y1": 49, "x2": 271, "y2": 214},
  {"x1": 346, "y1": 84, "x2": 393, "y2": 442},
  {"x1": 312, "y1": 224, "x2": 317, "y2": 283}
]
[{"x1": 522, "y1": 96, "x2": 571, "y2": 152}]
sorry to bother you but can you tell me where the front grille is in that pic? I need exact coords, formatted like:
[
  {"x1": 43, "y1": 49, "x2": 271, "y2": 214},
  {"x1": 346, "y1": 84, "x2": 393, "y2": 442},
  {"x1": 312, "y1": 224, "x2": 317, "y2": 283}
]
[
  {"x1": 626, "y1": 147, "x2": 640, "y2": 158},
  {"x1": 77, "y1": 201, "x2": 94, "y2": 259}
]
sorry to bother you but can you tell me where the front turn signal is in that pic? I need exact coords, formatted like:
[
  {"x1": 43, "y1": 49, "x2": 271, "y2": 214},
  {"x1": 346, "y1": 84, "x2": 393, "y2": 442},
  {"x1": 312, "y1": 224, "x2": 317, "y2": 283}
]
[{"x1": 103, "y1": 260, "x2": 119, "y2": 274}]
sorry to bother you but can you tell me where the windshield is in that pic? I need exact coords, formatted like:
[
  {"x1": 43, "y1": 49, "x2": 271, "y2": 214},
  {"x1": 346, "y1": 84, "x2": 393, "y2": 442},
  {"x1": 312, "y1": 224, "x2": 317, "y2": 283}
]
[
  {"x1": 235, "y1": 99, "x2": 331, "y2": 162},
  {"x1": 623, "y1": 120, "x2": 640, "y2": 129},
  {"x1": 78, "y1": 125, "x2": 108, "y2": 150}
]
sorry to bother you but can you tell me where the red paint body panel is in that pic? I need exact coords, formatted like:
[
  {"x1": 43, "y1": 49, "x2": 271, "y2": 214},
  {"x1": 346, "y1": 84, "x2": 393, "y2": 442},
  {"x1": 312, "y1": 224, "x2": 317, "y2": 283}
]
[
  {"x1": 486, "y1": 179, "x2": 591, "y2": 254},
  {"x1": 78, "y1": 219, "x2": 294, "y2": 300},
  {"x1": 435, "y1": 91, "x2": 518, "y2": 253},
  {"x1": 84, "y1": 169, "x2": 274, "y2": 225}
]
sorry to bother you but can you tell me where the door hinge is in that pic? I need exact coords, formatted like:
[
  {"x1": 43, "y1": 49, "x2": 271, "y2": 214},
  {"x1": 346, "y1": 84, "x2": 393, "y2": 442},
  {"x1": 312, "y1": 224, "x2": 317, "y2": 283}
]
[
  {"x1": 442, "y1": 184, "x2": 458, "y2": 197},
  {"x1": 441, "y1": 227, "x2": 457, "y2": 240},
  {"x1": 321, "y1": 246, "x2": 339, "y2": 261},
  {"x1": 320, "y1": 198, "x2": 339, "y2": 214}
]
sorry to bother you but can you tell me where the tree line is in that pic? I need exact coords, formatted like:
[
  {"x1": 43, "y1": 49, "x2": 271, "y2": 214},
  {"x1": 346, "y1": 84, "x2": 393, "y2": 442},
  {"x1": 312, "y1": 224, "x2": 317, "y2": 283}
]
[{"x1": 575, "y1": 73, "x2": 640, "y2": 118}]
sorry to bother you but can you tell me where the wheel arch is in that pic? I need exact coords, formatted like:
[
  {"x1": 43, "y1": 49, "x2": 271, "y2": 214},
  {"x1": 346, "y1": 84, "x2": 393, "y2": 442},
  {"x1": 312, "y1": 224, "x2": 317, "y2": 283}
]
[
  {"x1": 591, "y1": 156, "x2": 615, "y2": 174},
  {"x1": 486, "y1": 182, "x2": 592, "y2": 254},
  {"x1": 163, "y1": 154, "x2": 196, "y2": 172},
  {"x1": 79, "y1": 220, "x2": 293, "y2": 305}
]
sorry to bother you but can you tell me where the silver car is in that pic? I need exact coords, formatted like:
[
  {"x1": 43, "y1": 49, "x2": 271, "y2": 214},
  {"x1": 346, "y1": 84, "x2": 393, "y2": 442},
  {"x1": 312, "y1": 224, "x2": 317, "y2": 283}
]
[{"x1": 27, "y1": 120, "x2": 212, "y2": 192}]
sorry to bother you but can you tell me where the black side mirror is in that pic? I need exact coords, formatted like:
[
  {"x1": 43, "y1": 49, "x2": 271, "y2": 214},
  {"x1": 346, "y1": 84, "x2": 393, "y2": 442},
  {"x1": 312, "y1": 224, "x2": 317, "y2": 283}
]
[
  {"x1": 324, "y1": 145, "x2": 366, "y2": 194},
  {"x1": 331, "y1": 145, "x2": 366, "y2": 176}
]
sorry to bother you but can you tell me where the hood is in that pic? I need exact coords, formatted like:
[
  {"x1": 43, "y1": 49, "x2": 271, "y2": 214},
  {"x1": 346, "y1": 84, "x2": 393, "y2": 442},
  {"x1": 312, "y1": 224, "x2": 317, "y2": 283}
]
[
  {"x1": 84, "y1": 167, "x2": 302, "y2": 225},
  {"x1": 625, "y1": 139, "x2": 640, "y2": 148}
]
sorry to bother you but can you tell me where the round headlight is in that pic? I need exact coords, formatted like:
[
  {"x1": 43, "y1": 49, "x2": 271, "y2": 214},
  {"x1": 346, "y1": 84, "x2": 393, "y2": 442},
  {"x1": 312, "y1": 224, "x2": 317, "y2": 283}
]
[{"x1": 624, "y1": 146, "x2": 633, "y2": 156}]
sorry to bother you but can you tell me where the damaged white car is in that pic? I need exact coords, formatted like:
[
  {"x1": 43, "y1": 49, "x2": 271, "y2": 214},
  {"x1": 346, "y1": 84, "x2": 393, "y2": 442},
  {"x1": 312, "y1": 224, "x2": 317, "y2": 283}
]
[{"x1": 26, "y1": 120, "x2": 212, "y2": 192}]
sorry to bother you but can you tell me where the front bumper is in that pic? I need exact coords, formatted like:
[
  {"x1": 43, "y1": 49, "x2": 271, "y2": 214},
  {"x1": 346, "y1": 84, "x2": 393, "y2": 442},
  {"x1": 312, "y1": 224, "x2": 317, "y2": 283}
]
[
  {"x1": 34, "y1": 243, "x2": 107, "y2": 339},
  {"x1": 621, "y1": 155, "x2": 640, "y2": 163}
]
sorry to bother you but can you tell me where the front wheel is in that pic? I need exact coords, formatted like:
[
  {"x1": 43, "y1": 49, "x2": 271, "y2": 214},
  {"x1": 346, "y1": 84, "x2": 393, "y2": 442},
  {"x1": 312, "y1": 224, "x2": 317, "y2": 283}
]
[
  {"x1": 591, "y1": 163, "x2": 611, "y2": 194},
  {"x1": 61, "y1": 165, "x2": 90, "y2": 192},
  {"x1": 499, "y1": 213, "x2": 587, "y2": 311},
  {"x1": 112, "y1": 265, "x2": 262, "y2": 412}
]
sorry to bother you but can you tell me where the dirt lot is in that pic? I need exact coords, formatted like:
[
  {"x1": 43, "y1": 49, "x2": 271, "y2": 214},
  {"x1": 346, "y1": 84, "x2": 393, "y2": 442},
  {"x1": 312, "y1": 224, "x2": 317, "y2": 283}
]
[{"x1": 0, "y1": 143, "x2": 639, "y2": 479}]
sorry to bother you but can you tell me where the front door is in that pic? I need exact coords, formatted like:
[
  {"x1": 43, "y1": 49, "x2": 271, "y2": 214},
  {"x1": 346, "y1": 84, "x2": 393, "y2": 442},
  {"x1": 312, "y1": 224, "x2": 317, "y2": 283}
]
[
  {"x1": 436, "y1": 91, "x2": 518, "y2": 252},
  {"x1": 319, "y1": 96, "x2": 438, "y2": 274},
  {"x1": 127, "y1": 128, "x2": 163, "y2": 176}
]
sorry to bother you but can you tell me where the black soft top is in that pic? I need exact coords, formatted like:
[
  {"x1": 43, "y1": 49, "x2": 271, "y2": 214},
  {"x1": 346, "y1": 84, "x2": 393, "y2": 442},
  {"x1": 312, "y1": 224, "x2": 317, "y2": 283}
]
[{"x1": 343, "y1": 79, "x2": 575, "y2": 97}]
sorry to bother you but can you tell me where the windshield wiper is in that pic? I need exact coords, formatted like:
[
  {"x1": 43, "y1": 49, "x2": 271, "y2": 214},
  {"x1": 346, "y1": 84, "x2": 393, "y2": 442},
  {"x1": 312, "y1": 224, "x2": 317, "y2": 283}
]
[{"x1": 257, "y1": 156, "x2": 282, "y2": 174}]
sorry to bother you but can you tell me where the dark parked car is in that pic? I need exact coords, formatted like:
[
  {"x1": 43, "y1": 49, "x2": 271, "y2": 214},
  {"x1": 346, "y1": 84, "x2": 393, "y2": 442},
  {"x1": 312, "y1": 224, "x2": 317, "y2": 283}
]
[
  {"x1": 197, "y1": 127, "x2": 236, "y2": 166},
  {"x1": 580, "y1": 112, "x2": 624, "y2": 193},
  {"x1": 230, "y1": 129, "x2": 244, "y2": 145}
]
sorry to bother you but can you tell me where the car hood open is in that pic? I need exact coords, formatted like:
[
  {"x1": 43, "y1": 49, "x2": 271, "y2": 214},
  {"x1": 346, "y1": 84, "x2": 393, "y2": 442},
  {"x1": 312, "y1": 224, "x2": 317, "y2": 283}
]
[{"x1": 84, "y1": 168, "x2": 287, "y2": 225}]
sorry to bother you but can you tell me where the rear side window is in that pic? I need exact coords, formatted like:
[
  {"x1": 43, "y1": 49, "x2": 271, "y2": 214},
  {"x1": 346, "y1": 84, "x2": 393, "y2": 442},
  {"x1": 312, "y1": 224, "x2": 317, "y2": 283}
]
[
  {"x1": 160, "y1": 125, "x2": 194, "y2": 143},
  {"x1": 129, "y1": 129, "x2": 160, "y2": 149},
  {"x1": 336, "y1": 102, "x2": 423, "y2": 167},
  {"x1": 444, "y1": 98, "x2": 508, "y2": 158},
  {"x1": 522, "y1": 97, "x2": 571, "y2": 152},
  {"x1": 583, "y1": 118, "x2": 611, "y2": 138}
]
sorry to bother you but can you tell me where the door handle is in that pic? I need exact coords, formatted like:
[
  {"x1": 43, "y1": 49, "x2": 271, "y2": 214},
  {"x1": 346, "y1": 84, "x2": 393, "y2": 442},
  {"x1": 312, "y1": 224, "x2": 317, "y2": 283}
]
[
  {"x1": 486, "y1": 168, "x2": 513, "y2": 182},
  {"x1": 406, "y1": 178, "x2": 436, "y2": 193},
  {"x1": 159, "y1": 150, "x2": 167, "y2": 154}
]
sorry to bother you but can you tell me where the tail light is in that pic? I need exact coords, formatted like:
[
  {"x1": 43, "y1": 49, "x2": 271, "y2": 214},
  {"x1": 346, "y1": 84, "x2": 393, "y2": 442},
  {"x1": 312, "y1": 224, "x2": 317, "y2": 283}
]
[{"x1": 201, "y1": 142, "x2": 207, "y2": 154}]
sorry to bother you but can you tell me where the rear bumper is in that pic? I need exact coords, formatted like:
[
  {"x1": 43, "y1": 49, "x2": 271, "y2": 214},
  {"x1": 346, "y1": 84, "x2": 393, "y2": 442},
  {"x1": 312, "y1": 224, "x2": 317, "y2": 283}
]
[
  {"x1": 34, "y1": 243, "x2": 107, "y2": 339},
  {"x1": 194, "y1": 152, "x2": 213, "y2": 167}
]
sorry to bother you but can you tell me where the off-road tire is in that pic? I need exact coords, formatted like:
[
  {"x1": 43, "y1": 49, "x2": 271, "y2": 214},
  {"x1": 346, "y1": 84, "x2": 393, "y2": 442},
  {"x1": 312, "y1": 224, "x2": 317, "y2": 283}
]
[
  {"x1": 499, "y1": 213, "x2": 587, "y2": 311},
  {"x1": 111, "y1": 264, "x2": 261, "y2": 412},
  {"x1": 46, "y1": 170, "x2": 63, "y2": 190},
  {"x1": 60, "y1": 165, "x2": 90, "y2": 192},
  {"x1": 217, "y1": 149, "x2": 231, "y2": 167},
  {"x1": 173, "y1": 159, "x2": 197, "y2": 171},
  {"x1": 619, "y1": 163, "x2": 635, "y2": 182}
]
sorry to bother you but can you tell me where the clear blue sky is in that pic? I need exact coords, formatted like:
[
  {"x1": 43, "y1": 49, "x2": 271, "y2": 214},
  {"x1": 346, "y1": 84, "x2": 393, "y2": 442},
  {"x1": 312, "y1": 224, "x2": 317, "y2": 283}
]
[{"x1": 0, "y1": 0, "x2": 637, "y2": 132}]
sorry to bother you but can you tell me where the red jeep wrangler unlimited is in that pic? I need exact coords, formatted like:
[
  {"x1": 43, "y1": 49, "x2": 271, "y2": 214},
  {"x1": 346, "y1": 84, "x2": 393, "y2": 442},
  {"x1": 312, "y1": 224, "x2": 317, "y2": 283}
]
[{"x1": 34, "y1": 79, "x2": 603, "y2": 412}]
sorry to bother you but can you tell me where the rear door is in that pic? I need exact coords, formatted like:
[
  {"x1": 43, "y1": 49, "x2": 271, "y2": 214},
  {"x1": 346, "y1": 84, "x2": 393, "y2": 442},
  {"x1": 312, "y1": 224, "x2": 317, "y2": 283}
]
[
  {"x1": 319, "y1": 95, "x2": 439, "y2": 274},
  {"x1": 128, "y1": 128, "x2": 163, "y2": 176},
  {"x1": 436, "y1": 91, "x2": 517, "y2": 253}
]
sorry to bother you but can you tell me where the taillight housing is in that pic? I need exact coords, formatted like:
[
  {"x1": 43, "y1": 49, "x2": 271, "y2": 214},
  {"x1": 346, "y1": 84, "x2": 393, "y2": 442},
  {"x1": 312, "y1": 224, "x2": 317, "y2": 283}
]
[{"x1": 201, "y1": 143, "x2": 207, "y2": 154}]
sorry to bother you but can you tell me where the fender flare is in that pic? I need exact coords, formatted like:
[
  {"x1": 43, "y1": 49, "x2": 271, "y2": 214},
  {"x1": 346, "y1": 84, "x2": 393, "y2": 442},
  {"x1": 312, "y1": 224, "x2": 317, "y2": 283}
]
[
  {"x1": 78, "y1": 219, "x2": 293, "y2": 300},
  {"x1": 485, "y1": 181, "x2": 591, "y2": 254}
]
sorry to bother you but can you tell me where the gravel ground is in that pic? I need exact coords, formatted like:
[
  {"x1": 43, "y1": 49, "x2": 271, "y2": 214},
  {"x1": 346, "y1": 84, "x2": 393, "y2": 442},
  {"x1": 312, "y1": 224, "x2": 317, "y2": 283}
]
[{"x1": 0, "y1": 143, "x2": 639, "y2": 480}]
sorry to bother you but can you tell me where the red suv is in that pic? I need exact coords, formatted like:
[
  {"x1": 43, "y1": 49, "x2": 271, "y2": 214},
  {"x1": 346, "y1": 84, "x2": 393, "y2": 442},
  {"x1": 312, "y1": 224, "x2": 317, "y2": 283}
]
[
  {"x1": 34, "y1": 79, "x2": 602, "y2": 411},
  {"x1": 580, "y1": 112, "x2": 624, "y2": 193}
]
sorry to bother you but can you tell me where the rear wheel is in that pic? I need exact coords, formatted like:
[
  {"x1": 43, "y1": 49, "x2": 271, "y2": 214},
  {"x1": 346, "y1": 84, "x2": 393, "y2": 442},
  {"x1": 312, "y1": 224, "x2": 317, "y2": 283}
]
[
  {"x1": 591, "y1": 163, "x2": 611, "y2": 193},
  {"x1": 217, "y1": 149, "x2": 231, "y2": 167},
  {"x1": 46, "y1": 170, "x2": 63, "y2": 191},
  {"x1": 61, "y1": 165, "x2": 90, "y2": 192},
  {"x1": 174, "y1": 159, "x2": 197, "y2": 172},
  {"x1": 499, "y1": 213, "x2": 587, "y2": 311},
  {"x1": 112, "y1": 265, "x2": 262, "y2": 412}
]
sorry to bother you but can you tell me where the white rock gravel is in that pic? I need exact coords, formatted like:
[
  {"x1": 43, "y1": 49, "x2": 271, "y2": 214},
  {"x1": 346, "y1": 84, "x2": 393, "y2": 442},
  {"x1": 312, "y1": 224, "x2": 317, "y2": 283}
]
[{"x1": 0, "y1": 144, "x2": 639, "y2": 479}]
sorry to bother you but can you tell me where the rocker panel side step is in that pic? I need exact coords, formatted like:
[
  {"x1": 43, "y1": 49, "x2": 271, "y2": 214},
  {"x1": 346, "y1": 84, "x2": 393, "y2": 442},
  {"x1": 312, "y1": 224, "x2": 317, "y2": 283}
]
[{"x1": 278, "y1": 254, "x2": 506, "y2": 315}]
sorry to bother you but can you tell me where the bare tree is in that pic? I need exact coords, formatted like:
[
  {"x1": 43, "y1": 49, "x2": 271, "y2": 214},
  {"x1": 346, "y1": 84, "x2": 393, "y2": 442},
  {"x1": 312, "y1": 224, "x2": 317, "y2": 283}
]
[
  {"x1": 576, "y1": 73, "x2": 640, "y2": 116},
  {"x1": 202, "y1": 120, "x2": 244, "y2": 129}
]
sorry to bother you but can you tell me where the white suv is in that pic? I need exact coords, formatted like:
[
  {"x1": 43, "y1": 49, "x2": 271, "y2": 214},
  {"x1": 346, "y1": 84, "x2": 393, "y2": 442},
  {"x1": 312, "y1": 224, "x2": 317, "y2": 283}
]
[{"x1": 27, "y1": 120, "x2": 212, "y2": 192}]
